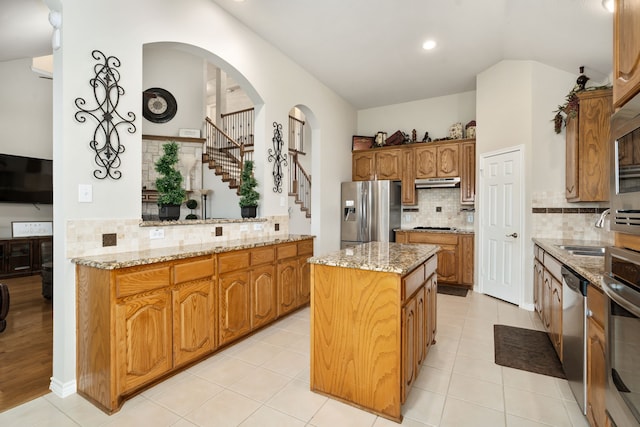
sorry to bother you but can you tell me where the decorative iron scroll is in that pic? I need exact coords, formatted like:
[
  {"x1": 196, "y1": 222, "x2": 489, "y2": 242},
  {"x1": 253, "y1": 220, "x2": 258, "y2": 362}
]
[
  {"x1": 74, "y1": 50, "x2": 136, "y2": 179},
  {"x1": 268, "y1": 122, "x2": 288, "y2": 193}
]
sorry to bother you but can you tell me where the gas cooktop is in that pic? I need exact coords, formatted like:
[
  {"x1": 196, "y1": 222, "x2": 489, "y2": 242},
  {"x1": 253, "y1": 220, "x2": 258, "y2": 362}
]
[{"x1": 413, "y1": 226, "x2": 457, "y2": 231}]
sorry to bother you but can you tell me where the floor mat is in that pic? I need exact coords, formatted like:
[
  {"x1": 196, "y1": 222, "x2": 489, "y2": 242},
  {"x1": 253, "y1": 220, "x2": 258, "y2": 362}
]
[
  {"x1": 437, "y1": 284, "x2": 469, "y2": 297},
  {"x1": 493, "y1": 324, "x2": 565, "y2": 379}
]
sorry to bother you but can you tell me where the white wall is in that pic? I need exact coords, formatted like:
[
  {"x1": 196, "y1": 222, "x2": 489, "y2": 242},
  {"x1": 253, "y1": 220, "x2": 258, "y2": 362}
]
[
  {"x1": 0, "y1": 58, "x2": 54, "y2": 237},
  {"x1": 357, "y1": 91, "x2": 476, "y2": 140},
  {"x1": 51, "y1": 0, "x2": 355, "y2": 395}
]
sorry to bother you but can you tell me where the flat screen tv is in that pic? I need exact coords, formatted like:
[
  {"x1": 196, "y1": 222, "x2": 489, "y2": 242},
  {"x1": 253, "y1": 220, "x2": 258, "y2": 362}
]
[{"x1": 0, "y1": 153, "x2": 53, "y2": 204}]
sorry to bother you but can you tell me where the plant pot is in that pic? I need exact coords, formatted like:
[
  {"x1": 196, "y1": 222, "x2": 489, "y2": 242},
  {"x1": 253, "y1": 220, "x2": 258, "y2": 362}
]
[
  {"x1": 241, "y1": 206, "x2": 257, "y2": 219},
  {"x1": 158, "y1": 204, "x2": 181, "y2": 221}
]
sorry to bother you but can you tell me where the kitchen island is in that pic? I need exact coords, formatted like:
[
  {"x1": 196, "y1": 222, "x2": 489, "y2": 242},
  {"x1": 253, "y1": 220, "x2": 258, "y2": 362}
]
[
  {"x1": 308, "y1": 242, "x2": 439, "y2": 422},
  {"x1": 72, "y1": 234, "x2": 314, "y2": 414}
]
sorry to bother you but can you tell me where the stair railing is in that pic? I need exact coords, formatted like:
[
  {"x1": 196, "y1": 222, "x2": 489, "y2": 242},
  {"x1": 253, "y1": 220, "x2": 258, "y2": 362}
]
[
  {"x1": 289, "y1": 151, "x2": 311, "y2": 217},
  {"x1": 289, "y1": 115, "x2": 305, "y2": 153},
  {"x1": 204, "y1": 116, "x2": 253, "y2": 190}
]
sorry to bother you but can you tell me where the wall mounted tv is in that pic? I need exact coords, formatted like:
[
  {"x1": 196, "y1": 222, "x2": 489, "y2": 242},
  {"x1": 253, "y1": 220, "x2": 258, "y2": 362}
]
[{"x1": 0, "y1": 153, "x2": 53, "y2": 204}]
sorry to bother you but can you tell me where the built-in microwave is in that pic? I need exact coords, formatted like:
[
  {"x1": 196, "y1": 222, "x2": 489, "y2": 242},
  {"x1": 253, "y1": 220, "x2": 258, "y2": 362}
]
[{"x1": 611, "y1": 96, "x2": 640, "y2": 235}]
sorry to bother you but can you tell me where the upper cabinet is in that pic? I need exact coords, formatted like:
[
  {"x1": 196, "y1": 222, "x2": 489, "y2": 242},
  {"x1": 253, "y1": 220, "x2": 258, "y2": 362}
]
[
  {"x1": 565, "y1": 89, "x2": 613, "y2": 202},
  {"x1": 460, "y1": 142, "x2": 476, "y2": 205},
  {"x1": 613, "y1": 0, "x2": 640, "y2": 109},
  {"x1": 415, "y1": 143, "x2": 460, "y2": 178},
  {"x1": 352, "y1": 148, "x2": 401, "y2": 181}
]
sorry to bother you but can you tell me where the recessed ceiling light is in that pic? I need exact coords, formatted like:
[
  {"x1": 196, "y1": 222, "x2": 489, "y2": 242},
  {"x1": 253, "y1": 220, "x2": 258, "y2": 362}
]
[
  {"x1": 602, "y1": 0, "x2": 614, "y2": 12},
  {"x1": 422, "y1": 40, "x2": 437, "y2": 50}
]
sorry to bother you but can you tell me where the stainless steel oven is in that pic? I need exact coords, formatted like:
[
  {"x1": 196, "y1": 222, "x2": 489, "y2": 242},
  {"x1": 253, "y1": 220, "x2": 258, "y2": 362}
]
[
  {"x1": 602, "y1": 246, "x2": 640, "y2": 427},
  {"x1": 611, "y1": 102, "x2": 640, "y2": 235}
]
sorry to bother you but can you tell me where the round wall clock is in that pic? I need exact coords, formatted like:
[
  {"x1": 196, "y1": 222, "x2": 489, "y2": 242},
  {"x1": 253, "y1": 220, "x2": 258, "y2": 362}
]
[{"x1": 142, "y1": 87, "x2": 178, "y2": 123}]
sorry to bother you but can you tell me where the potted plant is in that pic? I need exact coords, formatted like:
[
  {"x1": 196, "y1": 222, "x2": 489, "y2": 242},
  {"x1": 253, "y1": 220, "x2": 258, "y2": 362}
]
[
  {"x1": 239, "y1": 160, "x2": 259, "y2": 218},
  {"x1": 155, "y1": 141, "x2": 186, "y2": 221},
  {"x1": 185, "y1": 198, "x2": 198, "y2": 219}
]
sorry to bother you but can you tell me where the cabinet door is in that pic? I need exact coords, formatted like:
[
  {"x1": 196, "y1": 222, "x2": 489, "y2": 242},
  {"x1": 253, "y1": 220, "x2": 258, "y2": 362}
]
[
  {"x1": 401, "y1": 148, "x2": 416, "y2": 205},
  {"x1": 533, "y1": 259, "x2": 542, "y2": 316},
  {"x1": 7, "y1": 240, "x2": 32, "y2": 275},
  {"x1": 565, "y1": 115, "x2": 579, "y2": 199},
  {"x1": 587, "y1": 317, "x2": 607, "y2": 427},
  {"x1": 251, "y1": 264, "x2": 276, "y2": 329},
  {"x1": 459, "y1": 235, "x2": 474, "y2": 285},
  {"x1": 460, "y1": 142, "x2": 475, "y2": 204},
  {"x1": 277, "y1": 259, "x2": 299, "y2": 316},
  {"x1": 219, "y1": 270, "x2": 251, "y2": 345},
  {"x1": 542, "y1": 270, "x2": 552, "y2": 330},
  {"x1": 613, "y1": 0, "x2": 640, "y2": 108},
  {"x1": 116, "y1": 290, "x2": 172, "y2": 394},
  {"x1": 416, "y1": 287, "x2": 427, "y2": 366},
  {"x1": 551, "y1": 275, "x2": 563, "y2": 360},
  {"x1": 352, "y1": 151, "x2": 375, "y2": 181},
  {"x1": 436, "y1": 244, "x2": 458, "y2": 284},
  {"x1": 436, "y1": 144, "x2": 460, "y2": 177},
  {"x1": 425, "y1": 276, "x2": 433, "y2": 349},
  {"x1": 375, "y1": 149, "x2": 401, "y2": 180},
  {"x1": 173, "y1": 280, "x2": 215, "y2": 367},
  {"x1": 297, "y1": 255, "x2": 311, "y2": 306},
  {"x1": 415, "y1": 146, "x2": 437, "y2": 178},
  {"x1": 431, "y1": 275, "x2": 437, "y2": 344},
  {"x1": 402, "y1": 296, "x2": 417, "y2": 404}
]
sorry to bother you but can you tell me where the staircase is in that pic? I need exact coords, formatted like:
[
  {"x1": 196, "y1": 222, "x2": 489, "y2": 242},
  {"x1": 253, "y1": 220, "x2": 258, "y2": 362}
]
[
  {"x1": 203, "y1": 109, "x2": 254, "y2": 192},
  {"x1": 203, "y1": 110, "x2": 311, "y2": 219}
]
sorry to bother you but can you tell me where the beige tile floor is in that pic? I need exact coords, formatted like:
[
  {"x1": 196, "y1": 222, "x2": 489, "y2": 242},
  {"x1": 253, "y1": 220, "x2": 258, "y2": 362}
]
[{"x1": 0, "y1": 291, "x2": 590, "y2": 427}]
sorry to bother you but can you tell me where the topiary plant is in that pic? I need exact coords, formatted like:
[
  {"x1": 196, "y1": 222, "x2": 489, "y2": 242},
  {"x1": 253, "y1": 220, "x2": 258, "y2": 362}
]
[
  {"x1": 239, "y1": 160, "x2": 259, "y2": 218},
  {"x1": 155, "y1": 141, "x2": 186, "y2": 206}
]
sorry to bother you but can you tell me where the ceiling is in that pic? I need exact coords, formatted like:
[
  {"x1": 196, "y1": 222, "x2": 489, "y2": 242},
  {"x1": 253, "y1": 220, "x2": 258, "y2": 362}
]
[{"x1": 1, "y1": 0, "x2": 613, "y2": 109}]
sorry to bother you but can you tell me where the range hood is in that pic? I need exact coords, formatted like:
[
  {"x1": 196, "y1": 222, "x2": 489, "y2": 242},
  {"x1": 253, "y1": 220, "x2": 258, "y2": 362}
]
[{"x1": 414, "y1": 177, "x2": 461, "y2": 188}]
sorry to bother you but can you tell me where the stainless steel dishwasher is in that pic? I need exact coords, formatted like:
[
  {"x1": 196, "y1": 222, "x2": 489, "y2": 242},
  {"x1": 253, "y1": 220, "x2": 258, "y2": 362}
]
[{"x1": 561, "y1": 265, "x2": 589, "y2": 415}]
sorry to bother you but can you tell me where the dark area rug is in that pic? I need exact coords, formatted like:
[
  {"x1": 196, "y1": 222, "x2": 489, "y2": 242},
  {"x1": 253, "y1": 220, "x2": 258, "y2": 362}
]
[
  {"x1": 494, "y1": 324, "x2": 565, "y2": 379},
  {"x1": 437, "y1": 285, "x2": 469, "y2": 297}
]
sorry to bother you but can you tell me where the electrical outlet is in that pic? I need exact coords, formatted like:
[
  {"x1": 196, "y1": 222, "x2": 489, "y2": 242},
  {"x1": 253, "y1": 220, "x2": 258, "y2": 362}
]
[
  {"x1": 253, "y1": 223, "x2": 263, "y2": 231},
  {"x1": 78, "y1": 184, "x2": 92, "y2": 203},
  {"x1": 102, "y1": 233, "x2": 117, "y2": 247},
  {"x1": 215, "y1": 226, "x2": 223, "y2": 236},
  {"x1": 405, "y1": 214, "x2": 411, "y2": 221},
  {"x1": 149, "y1": 228, "x2": 164, "y2": 239},
  {"x1": 240, "y1": 224, "x2": 249, "y2": 232}
]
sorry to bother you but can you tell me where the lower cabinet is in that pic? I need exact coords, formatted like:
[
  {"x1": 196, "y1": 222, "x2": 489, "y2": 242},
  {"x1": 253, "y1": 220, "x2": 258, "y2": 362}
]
[
  {"x1": 535, "y1": 246, "x2": 563, "y2": 360},
  {"x1": 277, "y1": 240, "x2": 314, "y2": 316},
  {"x1": 76, "y1": 238, "x2": 313, "y2": 414}
]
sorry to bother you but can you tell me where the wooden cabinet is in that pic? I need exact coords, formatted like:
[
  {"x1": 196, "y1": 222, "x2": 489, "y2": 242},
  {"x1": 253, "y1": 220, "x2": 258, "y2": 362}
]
[
  {"x1": 311, "y1": 252, "x2": 437, "y2": 421},
  {"x1": 401, "y1": 148, "x2": 416, "y2": 205},
  {"x1": 533, "y1": 257, "x2": 544, "y2": 315},
  {"x1": 534, "y1": 245, "x2": 563, "y2": 359},
  {"x1": 415, "y1": 143, "x2": 460, "y2": 178},
  {"x1": 460, "y1": 141, "x2": 475, "y2": 204},
  {"x1": 395, "y1": 231, "x2": 474, "y2": 287},
  {"x1": 613, "y1": 0, "x2": 640, "y2": 109},
  {"x1": 76, "y1": 237, "x2": 313, "y2": 414},
  {"x1": 550, "y1": 274, "x2": 563, "y2": 359},
  {"x1": 172, "y1": 257, "x2": 216, "y2": 367},
  {"x1": 277, "y1": 240, "x2": 313, "y2": 316},
  {"x1": 352, "y1": 148, "x2": 401, "y2": 181},
  {"x1": 587, "y1": 285, "x2": 607, "y2": 427},
  {"x1": 0, "y1": 236, "x2": 53, "y2": 279},
  {"x1": 565, "y1": 89, "x2": 613, "y2": 202}
]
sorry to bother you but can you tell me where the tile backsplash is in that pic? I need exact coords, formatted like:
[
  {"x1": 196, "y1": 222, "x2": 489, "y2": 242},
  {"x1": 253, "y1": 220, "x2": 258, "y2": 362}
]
[{"x1": 401, "y1": 188, "x2": 474, "y2": 230}]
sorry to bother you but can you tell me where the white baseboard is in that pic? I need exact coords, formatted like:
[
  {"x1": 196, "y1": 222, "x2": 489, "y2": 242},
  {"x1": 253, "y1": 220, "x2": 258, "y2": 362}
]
[{"x1": 50, "y1": 377, "x2": 77, "y2": 398}]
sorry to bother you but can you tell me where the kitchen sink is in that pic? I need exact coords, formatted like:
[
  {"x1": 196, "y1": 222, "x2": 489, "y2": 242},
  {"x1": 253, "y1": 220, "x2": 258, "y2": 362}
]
[{"x1": 556, "y1": 245, "x2": 606, "y2": 257}]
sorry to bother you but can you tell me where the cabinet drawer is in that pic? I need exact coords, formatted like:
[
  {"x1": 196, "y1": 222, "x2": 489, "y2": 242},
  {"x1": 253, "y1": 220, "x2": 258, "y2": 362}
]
[
  {"x1": 116, "y1": 265, "x2": 171, "y2": 298},
  {"x1": 277, "y1": 243, "x2": 298, "y2": 260},
  {"x1": 218, "y1": 251, "x2": 250, "y2": 273},
  {"x1": 407, "y1": 232, "x2": 458, "y2": 245},
  {"x1": 543, "y1": 253, "x2": 562, "y2": 280},
  {"x1": 534, "y1": 245, "x2": 544, "y2": 262},
  {"x1": 403, "y1": 264, "x2": 425, "y2": 301},
  {"x1": 298, "y1": 239, "x2": 314, "y2": 256},
  {"x1": 588, "y1": 285, "x2": 605, "y2": 328},
  {"x1": 173, "y1": 257, "x2": 215, "y2": 284},
  {"x1": 424, "y1": 255, "x2": 437, "y2": 278},
  {"x1": 251, "y1": 247, "x2": 275, "y2": 266}
]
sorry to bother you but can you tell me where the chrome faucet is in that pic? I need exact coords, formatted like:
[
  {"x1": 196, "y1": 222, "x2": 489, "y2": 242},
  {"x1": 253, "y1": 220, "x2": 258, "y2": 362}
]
[{"x1": 595, "y1": 208, "x2": 610, "y2": 228}]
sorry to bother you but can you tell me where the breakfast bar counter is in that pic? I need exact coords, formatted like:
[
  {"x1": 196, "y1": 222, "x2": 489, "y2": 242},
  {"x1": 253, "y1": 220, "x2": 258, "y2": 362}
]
[{"x1": 309, "y1": 242, "x2": 439, "y2": 422}]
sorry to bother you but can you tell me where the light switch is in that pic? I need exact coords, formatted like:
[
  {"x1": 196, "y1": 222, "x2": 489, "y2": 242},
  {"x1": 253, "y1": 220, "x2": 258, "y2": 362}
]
[{"x1": 78, "y1": 184, "x2": 92, "y2": 203}]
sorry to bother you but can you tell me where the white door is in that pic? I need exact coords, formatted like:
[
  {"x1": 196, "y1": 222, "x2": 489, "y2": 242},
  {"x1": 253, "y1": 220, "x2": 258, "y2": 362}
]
[{"x1": 479, "y1": 147, "x2": 523, "y2": 305}]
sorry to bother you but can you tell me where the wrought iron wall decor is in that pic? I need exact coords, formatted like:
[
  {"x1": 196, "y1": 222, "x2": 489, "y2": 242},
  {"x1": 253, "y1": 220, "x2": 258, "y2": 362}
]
[
  {"x1": 268, "y1": 121, "x2": 288, "y2": 193},
  {"x1": 74, "y1": 50, "x2": 136, "y2": 180}
]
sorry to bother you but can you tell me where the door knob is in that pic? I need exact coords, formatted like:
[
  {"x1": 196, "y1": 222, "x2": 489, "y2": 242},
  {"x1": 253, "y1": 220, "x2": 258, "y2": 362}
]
[{"x1": 506, "y1": 232, "x2": 518, "y2": 238}]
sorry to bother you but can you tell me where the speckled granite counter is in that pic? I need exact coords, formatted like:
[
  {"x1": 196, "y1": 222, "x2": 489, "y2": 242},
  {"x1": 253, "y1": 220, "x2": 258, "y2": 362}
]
[
  {"x1": 394, "y1": 228, "x2": 474, "y2": 235},
  {"x1": 308, "y1": 241, "x2": 439, "y2": 275},
  {"x1": 71, "y1": 234, "x2": 314, "y2": 269},
  {"x1": 532, "y1": 238, "x2": 608, "y2": 288}
]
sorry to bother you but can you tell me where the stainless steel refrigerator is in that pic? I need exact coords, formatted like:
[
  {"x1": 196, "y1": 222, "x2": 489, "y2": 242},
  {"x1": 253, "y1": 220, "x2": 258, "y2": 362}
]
[{"x1": 340, "y1": 180, "x2": 401, "y2": 248}]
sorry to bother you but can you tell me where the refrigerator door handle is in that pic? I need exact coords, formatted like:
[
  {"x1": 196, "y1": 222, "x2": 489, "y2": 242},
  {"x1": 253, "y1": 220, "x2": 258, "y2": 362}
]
[{"x1": 360, "y1": 187, "x2": 368, "y2": 242}]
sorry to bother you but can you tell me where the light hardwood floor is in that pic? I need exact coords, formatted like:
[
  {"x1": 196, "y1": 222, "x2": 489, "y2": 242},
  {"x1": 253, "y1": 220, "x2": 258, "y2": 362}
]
[{"x1": 0, "y1": 275, "x2": 52, "y2": 412}]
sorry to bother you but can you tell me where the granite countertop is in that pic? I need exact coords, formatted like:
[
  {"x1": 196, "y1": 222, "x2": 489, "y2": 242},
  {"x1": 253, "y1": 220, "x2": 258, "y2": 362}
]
[
  {"x1": 394, "y1": 228, "x2": 475, "y2": 235},
  {"x1": 308, "y1": 241, "x2": 439, "y2": 275},
  {"x1": 532, "y1": 238, "x2": 608, "y2": 288},
  {"x1": 71, "y1": 234, "x2": 314, "y2": 270}
]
